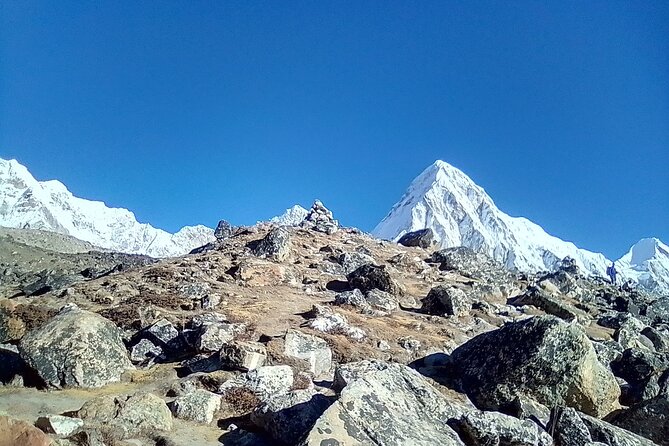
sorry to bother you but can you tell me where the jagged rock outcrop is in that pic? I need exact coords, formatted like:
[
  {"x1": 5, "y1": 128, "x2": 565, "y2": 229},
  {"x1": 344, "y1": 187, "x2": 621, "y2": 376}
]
[
  {"x1": 422, "y1": 285, "x2": 471, "y2": 316},
  {"x1": 302, "y1": 362, "x2": 467, "y2": 445},
  {"x1": 19, "y1": 305, "x2": 134, "y2": 388},
  {"x1": 250, "y1": 227, "x2": 292, "y2": 262},
  {"x1": 449, "y1": 315, "x2": 620, "y2": 417}
]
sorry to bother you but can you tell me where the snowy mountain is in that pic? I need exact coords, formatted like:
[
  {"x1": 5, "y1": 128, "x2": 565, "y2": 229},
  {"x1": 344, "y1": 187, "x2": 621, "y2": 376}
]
[
  {"x1": 616, "y1": 238, "x2": 669, "y2": 295},
  {"x1": 269, "y1": 205, "x2": 309, "y2": 226},
  {"x1": 374, "y1": 160, "x2": 614, "y2": 276},
  {"x1": 0, "y1": 158, "x2": 214, "y2": 257}
]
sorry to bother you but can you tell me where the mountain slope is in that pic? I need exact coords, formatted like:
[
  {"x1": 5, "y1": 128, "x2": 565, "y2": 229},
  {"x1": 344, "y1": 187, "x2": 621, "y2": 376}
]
[
  {"x1": 373, "y1": 160, "x2": 611, "y2": 275},
  {"x1": 616, "y1": 238, "x2": 669, "y2": 295},
  {"x1": 269, "y1": 204, "x2": 309, "y2": 226},
  {"x1": 0, "y1": 158, "x2": 214, "y2": 257}
]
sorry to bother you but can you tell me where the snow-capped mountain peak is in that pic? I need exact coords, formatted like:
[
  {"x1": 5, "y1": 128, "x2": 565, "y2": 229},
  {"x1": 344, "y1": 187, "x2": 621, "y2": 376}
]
[
  {"x1": 374, "y1": 160, "x2": 611, "y2": 275},
  {"x1": 0, "y1": 158, "x2": 214, "y2": 257},
  {"x1": 616, "y1": 238, "x2": 669, "y2": 295},
  {"x1": 269, "y1": 204, "x2": 309, "y2": 226}
]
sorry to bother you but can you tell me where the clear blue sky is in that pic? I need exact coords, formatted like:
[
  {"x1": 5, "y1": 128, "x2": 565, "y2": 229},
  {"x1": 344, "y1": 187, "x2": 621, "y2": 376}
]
[{"x1": 1, "y1": 1, "x2": 667, "y2": 259}]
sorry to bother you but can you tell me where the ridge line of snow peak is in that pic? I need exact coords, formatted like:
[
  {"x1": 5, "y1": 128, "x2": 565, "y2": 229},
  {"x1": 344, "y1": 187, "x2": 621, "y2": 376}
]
[
  {"x1": 0, "y1": 157, "x2": 214, "y2": 257},
  {"x1": 373, "y1": 160, "x2": 669, "y2": 295}
]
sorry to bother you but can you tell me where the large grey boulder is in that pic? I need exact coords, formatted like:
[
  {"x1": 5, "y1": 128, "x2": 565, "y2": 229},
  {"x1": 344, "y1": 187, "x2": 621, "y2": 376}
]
[
  {"x1": 77, "y1": 392, "x2": 172, "y2": 439},
  {"x1": 19, "y1": 305, "x2": 133, "y2": 388},
  {"x1": 251, "y1": 389, "x2": 334, "y2": 444},
  {"x1": 301, "y1": 362, "x2": 467, "y2": 446},
  {"x1": 251, "y1": 227, "x2": 292, "y2": 262},
  {"x1": 453, "y1": 410, "x2": 552, "y2": 446},
  {"x1": 170, "y1": 389, "x2": 222, "y2": 424},
  {"x1": 606, "y1": 395, "x2": 669, "y2": 445},
  {"x1": 283, "y1": 329, "x2": 333, "y2": 376},
  {"x1": 220, "y1": 341, "x2": 267, "y2": 371},
  {"x1": 510, "y1": 286, "x2": 589, "y2": 323},
  {"x1": 398, "y1": 228, "x2": 434, "y2": 248},
  {"x1": 219, "y1": 365, "x2": 294, "y2": 399},
  {"x1": 422, "y1": 285, "x2": 471, "y2": 316},
  {"x1": 449, "y1": 315, "x2": 620, "y2": 417},
  {"x1": 337, "y1": 251, "x2": 375, "y2": 274},
  {"x1": 611, "y1": 348, "x2": 669, "y2": 406},
  {"x1": 347, "y1": 263, "x2": 403, "y2": 296},
  {"x1": 580, "y1": 412, "x2": 658, "y2": 446}
]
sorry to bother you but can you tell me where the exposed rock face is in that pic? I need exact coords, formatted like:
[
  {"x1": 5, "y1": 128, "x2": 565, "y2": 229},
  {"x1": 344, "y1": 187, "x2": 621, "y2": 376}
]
[
  {"x1": 422, "y1": 285, "x2": 471, "y2": 316},
  {"x1": 302, "y1": 362, "x2": 466, "y2": 446},
  {"x1": 77, "y1": 392, "x2": 173, "y2": 439},
  {"x1": 453, "y1": 410, "x2": 552, "y2": 446},
  {"x1": 301, "y1": 200, "x2": 339, "y2": 234},
  {"x1": 219, "y1": 365, "x2": 294, "y2": 398},
  {"x1": 449, "y1": 315, "x2": 620, "y2": 417},
  {"x1": 34, "y1": 415, "x2": 84, "y2": 438},
  {"x1": 170, "y1": 389, "x2": 222, "y2": 424},
  {"x1": 398, "y1": 228, "x2": 434, "y2": 248},
  {"x1": 611, "y1": 348, "x2": 669, "y2": 406},
  {"x1": 19, "y1": 305, "x2": 133, "y2": 388},
  {"x1": 607, "y1": 395, "x2": 669, "y2": 444},
  {"x1": 283, "y1": 329, "x2": 333, "y2": 376},
  {"x1": 214, "y1": 220, "x2": 235, "y2": 240},
  {"x1": 347, "y1": 263, "x2": 403, "y2": 295},
  {"x1": 250, "y1": 227, "x2": 292, "y2": 262}
]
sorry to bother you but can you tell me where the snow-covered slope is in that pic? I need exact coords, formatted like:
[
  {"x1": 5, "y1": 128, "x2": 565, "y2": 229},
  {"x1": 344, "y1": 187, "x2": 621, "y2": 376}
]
[
  {"x1": 374, "y1": 160, "x2": 611, "y2": 275},
  {"x1": 269, "y1": 205, "x2": 309, "y2": 226},
  {"x1": 0, "y1": 158, "x2": 214, "y2": 257},
  {"x1": 616, "y1": 238, "x2": 669, "y2": 295}
]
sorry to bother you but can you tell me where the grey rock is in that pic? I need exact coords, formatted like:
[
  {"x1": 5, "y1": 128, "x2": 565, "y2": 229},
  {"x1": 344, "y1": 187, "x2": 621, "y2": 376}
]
[
  {"x1": 365, "y1": 288, "x2": 399, "y2": 312},
  {"x1": 251, "y1": 227, "x2": 292, "y2": 262},
  {"x1": 422, "y1": 285, "x2": 471, "y2": 316},
  {"x1": 19, "y1": 305, "x2": 133, "y2": 388},
  {"x1": 301, "y1": 362, "x2": 466, "y2": 446},
  {"x1": 580, "y1": 412, "x2": 658, "y2": 446},
  {"x1": 214, "y1": 220, "x2": 235, "y2": 240},
  {"x1": 301, "y1": 200, "x2": 339, "y2": 234},
  {"x1": 333, "y1": 289, "x2": 371, "y2": 312},
  {"x1": 220, "y1": 341, "x2": 267, "y2": 371},
  {"x1": 34, "y1": 415, "x2": 84, "y2": 438},
  {"x1": 449, "y1": 315, "x2": 620, "y2": 417},
  {"x1": 510, "y1": 286, "x2": 589, "y2": 323},
  {"x1": 611, "y1": 348, "x2": 669, "y2": 406},
  {"x1": 615, "y1": 315, "x2": 652, "y2": 351},
  {"x1": 332, "y1": 359, "x2": 392, "y2": 393},
  {"x1": 548, "y1": 407, "x2": 594, "y2": 446},
  {"x1": 145, "y1": 318, "x2": 181, "y2": 348},
  {"x1": 593, "y1": 341, "x2": 624, "y2": 370},
  {"x1": 219, "y1": 365, "x2": 294, "y2": 398},
  {"x1": 304, "y1": 305, "x2": 366, "y2": 341},
  {"x1": 641, "y1": 326, "x2": 669, "y2": 353},
  {"x1": 337, "y1": 252, "x2": 375, "y2": 274},
  {"x1": 250, "y1": 389, "x2": 334, "y2": 444},
  {"x1": 647, "y1": 297, "x2": 669, "y2": 325},
  {"x1": 398, "y1": 228, "x2": 434, "y2": 248},
  {"x1": 190, "y1": 311, "x2": 228, "y2": 329},
  {"x1": 77, "y1": 392, "x2": 172, "y2": 439},
  {"x1": 170, "y1": 389, "x2": 222, "y2": 424},
  {"x1": 129, "y1": 338, "x2": 162, "y2": 364},
  {"x1": 283, "y1": 329, "x2": 332, "y2": 376},
  {"x1": 454, "y1": 410, "x2": 552, "y2": 446},
  {"x1": 347, "y1": 263, "x2": 402, "y2": 296},
  {"x1": 197, "y1": 322, "x2": 245, "y2": 353},
  {"x1": 606, "y1": 395, "x2": 669, "y2": 445}
]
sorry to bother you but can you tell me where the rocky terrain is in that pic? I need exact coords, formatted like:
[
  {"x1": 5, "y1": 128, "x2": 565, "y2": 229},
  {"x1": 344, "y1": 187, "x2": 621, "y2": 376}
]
[{"x1": 0, "y1": 202, "x2": 668, "y2": 445}]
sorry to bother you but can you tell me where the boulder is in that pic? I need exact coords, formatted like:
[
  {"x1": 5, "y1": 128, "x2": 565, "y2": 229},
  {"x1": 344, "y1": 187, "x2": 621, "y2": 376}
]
[
  {"x1": 250, "y1": 227, "x2": 292, "y2": 262},
  {"x1": 170, "y1": 389, "x2": 222, "y2": 424},
  {"x1": 0, "y1": 416, "x2": 51, "y2": 446},
  {"x1": 197, "y1": 322, "x2": 245, "y2": 353},
  {"x1": 332, "y1": 359, "x2": 394, "y2": 393},
  {"x1": 301, "y1": 362, "x2": 466, "y2": 446},
  {"x1": 510, "y1": 286, "x2": 589, "y2": 323},
  {"x1": 220, "y1": 341, "x2": 267, "y2": 371},
  {"x1": 77, "y1": 392, "x2": 172, "y2": 439},
  {"x1": 647, "y1": 297, "x2": 669, "y2": 325},
  {"x1": 250, "y1": 389, "x2": 334, "y2": 444},
  {"x1": 0, "y1": 304, "x2": 26, "y2": 343},
  {"x1": 337, "y1": 252, "x2": 375, "y2": 274},
  {"x1": 129, "y1": 338, "x2": 163, "y2": 364},
  {"x1": 398, "y1": 228, "x2": 434, "y2": 248},
  {"x1": 580, "y1": 412, "x2": 658, "y2": 446},
  {"x1": 449, "y1": 315, "x2": 620, "y2": 417},
  {"x1": 333, "y1": 289, "x2": 371, "y2": 312},
  {"x1": 365, "y1": 289, "x2": 399, "y2": 312},
  {"x1": 606, "y1": 395, "x2": 669, "y2": 445},
  {"x1": 347, "y1": 263, "x2": 402, "y2": 296},
  {"x1": 611, "y1": 348, "x2": 669, "y2": 406},
  {"x1": 615, "y1": 315, "x2": 652, "y2": 351},
  {"x1": 422, "y1": 285, "x2": 471, "y2": 316},
  {"x1": 19, "y1": 305, "x2": 133, "y2": 388},
  {"x1": 283, "y1": 329, "x2": 333, "y2": 376},
  {"x1": 453, "y1": 410, "x2": 552, "y2": 446},
  {"x1": 219, "y1": 365, "x2": 294, "y2": 398},
  {"x1": 35, "y1": 415, "x2": 84, "y2": 438}
]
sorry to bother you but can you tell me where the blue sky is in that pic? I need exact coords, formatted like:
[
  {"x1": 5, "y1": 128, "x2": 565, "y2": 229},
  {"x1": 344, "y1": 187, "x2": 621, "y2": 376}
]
[{"x1": 1, "y1": 1, "x2": 667, "y2": 259}]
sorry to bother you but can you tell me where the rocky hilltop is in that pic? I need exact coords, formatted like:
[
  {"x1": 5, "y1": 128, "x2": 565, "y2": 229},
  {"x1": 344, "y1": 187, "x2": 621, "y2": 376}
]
[{"x1": 0, "y1": 202, "x2": 668, "y2": 445}]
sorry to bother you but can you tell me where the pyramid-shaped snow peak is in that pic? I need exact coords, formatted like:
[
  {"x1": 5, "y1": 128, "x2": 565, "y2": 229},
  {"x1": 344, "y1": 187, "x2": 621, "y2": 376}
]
[
  {"x1": 373, "y1": 160, "x2": 610, "y2": 276},
  {"x1": 0, "y1": 158, "x2": 214, "y2": 257}
]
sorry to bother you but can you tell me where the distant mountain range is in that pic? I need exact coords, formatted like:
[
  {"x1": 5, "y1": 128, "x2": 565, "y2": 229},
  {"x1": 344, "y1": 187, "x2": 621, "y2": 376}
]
[
  {"x1": 1, "y1": 157, "x2": 666, "y2": 294},
  {"x1": 0, "y1": 158, "x2": 214, "y2": 257},
  {"x1": 373, "y1": 160, "x2": 669, "y2": 295}
]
